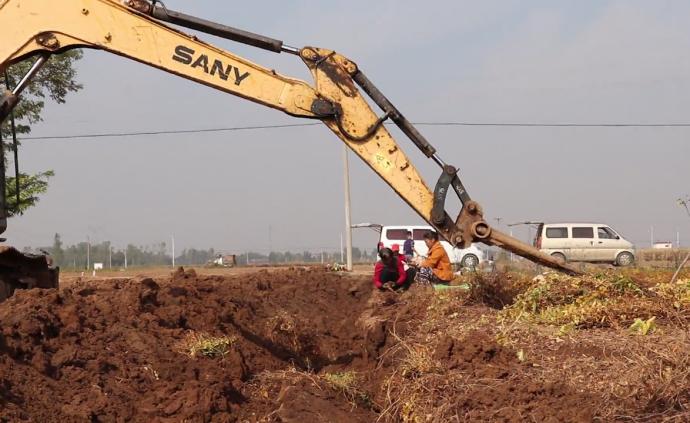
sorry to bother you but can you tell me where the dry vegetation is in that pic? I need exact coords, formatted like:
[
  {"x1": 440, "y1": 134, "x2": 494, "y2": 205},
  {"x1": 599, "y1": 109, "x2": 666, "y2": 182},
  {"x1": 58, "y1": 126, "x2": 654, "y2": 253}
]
[
  {"x1": 370, "y1": 267, "x2": 690, "y2": 422},
  {"x1": 181, "y1": 331, "x2": 237, "y2": 358}
]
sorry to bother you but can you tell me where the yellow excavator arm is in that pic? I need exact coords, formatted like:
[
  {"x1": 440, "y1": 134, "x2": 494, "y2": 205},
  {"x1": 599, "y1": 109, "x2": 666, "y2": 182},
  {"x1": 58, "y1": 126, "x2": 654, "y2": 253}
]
[{"x1": 0, "y1": 0, "x2": 580, "y2": 275}]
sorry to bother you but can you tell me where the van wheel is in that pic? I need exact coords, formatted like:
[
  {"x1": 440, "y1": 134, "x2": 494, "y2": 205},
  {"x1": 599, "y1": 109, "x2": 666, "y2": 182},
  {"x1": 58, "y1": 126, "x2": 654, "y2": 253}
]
[
  {"x1": 616, "y1": 252, "x2": 634, "y2": 267},
  {"x1": 461, "y1": 254, "x2": 479, "y2": 269},
  {"x1": 551, "y1": 252, "x2": 566, "y2": 264}
]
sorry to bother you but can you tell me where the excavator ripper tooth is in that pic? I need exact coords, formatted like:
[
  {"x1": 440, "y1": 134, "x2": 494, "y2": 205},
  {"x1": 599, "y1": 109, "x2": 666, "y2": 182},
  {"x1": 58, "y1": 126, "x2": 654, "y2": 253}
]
[{"x1": 480, "y1": 227, "x2": 582, "y2": 276}]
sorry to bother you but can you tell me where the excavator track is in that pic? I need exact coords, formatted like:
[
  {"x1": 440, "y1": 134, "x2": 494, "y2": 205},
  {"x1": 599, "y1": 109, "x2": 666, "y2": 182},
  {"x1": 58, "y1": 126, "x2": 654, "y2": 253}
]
[{"x1": 0, "y1": 246, "x2": 58, "y2": 302}]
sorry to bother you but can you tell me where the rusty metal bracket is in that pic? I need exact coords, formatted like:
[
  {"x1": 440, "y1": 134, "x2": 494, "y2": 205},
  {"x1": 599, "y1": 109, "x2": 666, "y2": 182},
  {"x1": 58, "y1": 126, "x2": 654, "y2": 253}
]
[
  {"x1": 431, "y1": 164, "x2": 477, "y2": 237},
  {"x1": 452, "y1": 201, "x2": 488, "y2": 249},
  {"x1": 123, "y1": 0, "x2": 152, "y2": 14},
  {"x1": 313, "y1": 51, "x2": 336, "y2": 68},
  {"x1": 334, "y1": 109, "x2": 391, "y2": 142},
  {"x1": 36, "y1": 32, "x2": 60, "y2": 50}
]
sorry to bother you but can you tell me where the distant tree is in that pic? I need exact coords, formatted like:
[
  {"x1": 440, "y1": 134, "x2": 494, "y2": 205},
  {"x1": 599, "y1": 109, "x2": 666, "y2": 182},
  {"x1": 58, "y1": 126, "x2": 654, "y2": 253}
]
[
  {"x1": 246, "y1": 252, "x2": 267, "y2": 264},
  {"x1": 110, "y1": 250, "x2": 125, "y2": 268},
  {"x1": 679, "y1": 196, "x2": 690, "y2": 217},
  {"x1": 268, "y1": 251, "x2": 284, "y2": 264},
  {"x1": 51, "y1": 232, "x2": 64, "y2": 265},
  {"x1": 74, "y1": 242, "x2": 88, "y2": 269},
  {"x1": 176, "y1": 248, "x2": 216, "y2": 265},
  {"x1": 1, "y1": 51, "x2": 83, "y2": 216}
]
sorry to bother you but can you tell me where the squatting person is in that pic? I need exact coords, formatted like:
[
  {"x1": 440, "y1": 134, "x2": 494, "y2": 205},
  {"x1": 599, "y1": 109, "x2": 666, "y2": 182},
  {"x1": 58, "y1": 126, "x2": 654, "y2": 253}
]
[
  {"x1": 373, "y1": 247, "x2": 408, "y2": 291},
  {"x1": 415, "y1": 231, "x2": 453, "y2": 286}
]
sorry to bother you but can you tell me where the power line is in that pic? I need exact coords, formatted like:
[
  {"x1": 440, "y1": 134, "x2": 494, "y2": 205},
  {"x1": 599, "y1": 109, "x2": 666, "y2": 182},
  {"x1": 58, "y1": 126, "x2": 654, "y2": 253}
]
[
  {"x1": 18, "y1": 121, "x2": 690, "y2": 141},
  {"x1": 413, "y1": 122, "x2": 690, "y2": 128},
  {"x1": 20, "y1": 123, "x2": 321, "y2": 140}
]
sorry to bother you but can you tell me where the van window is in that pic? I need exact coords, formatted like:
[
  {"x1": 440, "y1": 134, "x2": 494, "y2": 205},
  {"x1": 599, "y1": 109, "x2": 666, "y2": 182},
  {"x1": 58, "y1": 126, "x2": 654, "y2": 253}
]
[
  {"x1": 572, "y1": 227, "x2": 594, "y2": 238},
  {"x1": 598, "y1": 227, "x2": 616, "y2": 239},
  {"x1": 413, "y1": 229, "x2": 431, "y2": 240},
  {"x1": 545, "y1": 227, "x2": 568, "y2": 238},
  {"x1": 385, "y1": 229, "x2": 408, "y2": 241}
]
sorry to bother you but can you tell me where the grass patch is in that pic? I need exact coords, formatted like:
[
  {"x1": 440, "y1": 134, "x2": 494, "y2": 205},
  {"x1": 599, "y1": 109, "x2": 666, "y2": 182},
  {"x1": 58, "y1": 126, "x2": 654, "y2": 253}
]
[
  {"x1": 322, "y1": 371, "x2": 372, "y2": 409},
  {"x1": 629, "y1": 317, "x2": 656, "y2": 335},
  {"x1": 183, "y1": 332, "x2": 236, "y2": 358},
  {"x1": 499, "y1": 271, "x2": 690, "y2": 330},
  {"x1": 323, "y1": 371, "x2": 357, "y2": 391}
]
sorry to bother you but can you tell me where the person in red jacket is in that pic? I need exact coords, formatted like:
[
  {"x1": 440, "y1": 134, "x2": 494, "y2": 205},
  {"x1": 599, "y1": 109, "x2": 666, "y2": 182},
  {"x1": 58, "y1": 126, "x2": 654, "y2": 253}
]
[
  {"x1": 373, "y1": 247, "x2": 406, "y2": 290},
  {"x1": 392, "y1": 243, "x2": 417, "y2": 285},
  {"x1": 391, "y1": 244, "x2": 406, "y2": 264}
]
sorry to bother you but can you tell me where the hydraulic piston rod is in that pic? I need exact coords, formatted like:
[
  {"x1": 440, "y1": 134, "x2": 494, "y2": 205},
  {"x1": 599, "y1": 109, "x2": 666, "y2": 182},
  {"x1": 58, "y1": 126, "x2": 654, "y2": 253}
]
[
  {"x1": 0, "y1": 55, "x2": 48, "y2": 123},
  {"x1": 124, "y1": 0, "x2": 299, "y2": 54}
]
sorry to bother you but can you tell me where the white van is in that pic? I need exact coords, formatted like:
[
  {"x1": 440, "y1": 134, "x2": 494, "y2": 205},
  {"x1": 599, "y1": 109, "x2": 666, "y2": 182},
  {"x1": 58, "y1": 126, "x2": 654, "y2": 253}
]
[
  {"x1": 377, "y1": 225, "x2": 486, "y2": 269},
  {"x1": 534, "y1": 222, "x2": 635, "y2": 266}
]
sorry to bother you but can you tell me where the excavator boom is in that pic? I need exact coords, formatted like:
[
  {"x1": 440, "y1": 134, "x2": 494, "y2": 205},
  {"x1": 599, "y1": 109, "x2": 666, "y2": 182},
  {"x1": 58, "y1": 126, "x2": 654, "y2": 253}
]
[{"x1": 0, "y1": 0, "x2": 581, "y2": 297}]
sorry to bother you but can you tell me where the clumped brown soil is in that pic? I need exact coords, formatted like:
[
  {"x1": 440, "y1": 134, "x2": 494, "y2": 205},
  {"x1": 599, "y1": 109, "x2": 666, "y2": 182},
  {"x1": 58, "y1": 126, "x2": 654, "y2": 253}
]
[{"x1": 0, "y1": 267, "x2": 689, "y2": 422}]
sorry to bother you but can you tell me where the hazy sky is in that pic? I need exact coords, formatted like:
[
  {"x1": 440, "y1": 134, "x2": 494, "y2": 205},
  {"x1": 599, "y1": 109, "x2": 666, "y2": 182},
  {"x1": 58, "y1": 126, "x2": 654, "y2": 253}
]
[{"x1": 6, "y1": 0, "x2": 690, "y2": 254}]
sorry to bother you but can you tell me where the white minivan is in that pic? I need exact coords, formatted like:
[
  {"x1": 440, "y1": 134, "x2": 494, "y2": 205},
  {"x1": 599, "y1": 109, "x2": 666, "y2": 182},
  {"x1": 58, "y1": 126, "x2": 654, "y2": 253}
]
[
  {"x1": 534, "y1": 222, "x2": 635, "y2": 266},
  {"x1": 376, "y1": 225, "x2": 486, "y2": 269}
]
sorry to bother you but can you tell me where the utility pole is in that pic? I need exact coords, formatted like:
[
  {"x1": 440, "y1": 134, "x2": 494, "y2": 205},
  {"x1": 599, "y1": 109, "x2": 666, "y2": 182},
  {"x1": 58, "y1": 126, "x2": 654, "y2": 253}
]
[
  {"x1": 124, "y1": 247, "x2": 128, "y2": 269},
  {"x1": 171, "y1": 235, "x2": 175, "y2": 267},
  {"x1": 108, "y1": 245, "x2": 112, "y2": 269},
  {"x1": 86, "y1": 236, "x2": 90, "y2": 270},
  {"x1": 340, "y1": 233, "x2": 344, "y2": 263},
  {"x1": 672, "y1": 198, "x2": 690, "y2": 283},
  {"x1": 343, "y1": 145, "x2": 353, "y2": 271}
]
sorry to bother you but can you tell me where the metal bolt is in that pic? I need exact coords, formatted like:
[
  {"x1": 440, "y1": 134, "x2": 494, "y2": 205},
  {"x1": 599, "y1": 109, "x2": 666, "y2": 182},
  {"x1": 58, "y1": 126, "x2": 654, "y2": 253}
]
[
  {"x1": 36, "y1": 33, "x2": 60, "y2": 50},
  {"x1": 301, "y1": 49, "x2": 318, "y2": 61},
  {"x1": 104, "y1": 33, "x2": 112, "y2": 42},
  {"x1": 81, "y1": 8, "x2": 89, "y2": 15}
]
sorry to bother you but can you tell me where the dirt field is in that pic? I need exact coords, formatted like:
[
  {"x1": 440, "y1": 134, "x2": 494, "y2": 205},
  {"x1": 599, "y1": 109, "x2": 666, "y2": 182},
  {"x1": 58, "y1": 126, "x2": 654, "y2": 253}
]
[
  {"x1": 58, "y1": 264, "x2": 376, "y2": 287},
  {"x1": 1, "y1": 266, "x2": 689, "y2": 421}
]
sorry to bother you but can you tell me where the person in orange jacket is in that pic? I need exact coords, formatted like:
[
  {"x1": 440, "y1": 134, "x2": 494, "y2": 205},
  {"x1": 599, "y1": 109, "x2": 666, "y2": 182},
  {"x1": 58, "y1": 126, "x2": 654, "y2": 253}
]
[{"x1": 415, "y1": 231, "x2": 453, "y2": 285}]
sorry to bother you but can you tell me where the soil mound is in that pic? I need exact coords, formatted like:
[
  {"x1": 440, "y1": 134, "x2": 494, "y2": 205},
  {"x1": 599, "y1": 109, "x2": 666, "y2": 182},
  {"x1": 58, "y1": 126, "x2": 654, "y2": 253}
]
[
  {"x1": 0, "y1": 268, "x2": 647, "y2": 421},
  {"x1": 0, "y1": 268, "x2": 376, "y2": 422},
  {"x1": 434, "y1": 332, "x2": 593, "y2": 422}
]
